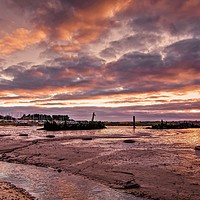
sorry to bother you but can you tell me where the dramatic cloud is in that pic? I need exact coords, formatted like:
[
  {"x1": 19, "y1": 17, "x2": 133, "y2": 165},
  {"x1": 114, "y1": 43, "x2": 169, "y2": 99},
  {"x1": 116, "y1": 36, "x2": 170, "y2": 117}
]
[
  {"x1": 164, "y1": 38, "x2": 200, "y2": 65},
  {"x1": 4, "y1": 0, "x2": 131, "y2": 55},
  {"x1": 0, "y1": 0, "x2": 200, "y2": 121},
  {"x1": 0, "y1": 28, "x2": 46, "y2": 54},
  {"x1": 125, "y1": 0, "x2": 200, "y2": 36}
]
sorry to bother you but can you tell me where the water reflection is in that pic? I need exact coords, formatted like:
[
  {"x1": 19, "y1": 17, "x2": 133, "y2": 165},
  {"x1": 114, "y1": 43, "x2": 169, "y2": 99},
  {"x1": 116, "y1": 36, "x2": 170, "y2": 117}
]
[
  {"x1": 0, "y1": 161, "x2": 142, "y2": 200},
  {"x1": 2, "y1": 126, "x2": 199, "y2": 147}
]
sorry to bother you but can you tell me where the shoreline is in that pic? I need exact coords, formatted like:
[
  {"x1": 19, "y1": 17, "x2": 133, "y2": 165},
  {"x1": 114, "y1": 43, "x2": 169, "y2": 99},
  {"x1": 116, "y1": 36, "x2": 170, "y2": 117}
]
[{"x1": 0, "y1": 129, "x2": 200, "y2": 200}]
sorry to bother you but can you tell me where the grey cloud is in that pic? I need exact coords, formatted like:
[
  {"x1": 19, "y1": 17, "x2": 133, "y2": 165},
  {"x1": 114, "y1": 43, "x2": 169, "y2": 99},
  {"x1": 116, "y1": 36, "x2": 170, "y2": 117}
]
[
  {"x1": 100, "y1": 47, "x2": 117, "y2": 59},
  {"x1": 0, "y1": 55, "x2": 104, "y2": 90},
  {"x1": 6, "y1": 0, "x2": 111, "y2": 40},
  {"x1": 111, "y1": 33, "x2": 159, "y2": 49},
  {"x1": 59, "y1": 0, "x2": 102, "y2": 9},
  {"x1": 108, "y1": 52, "x2": 163, "y2": 71},
  {"x1": 100, "y1": 33, "x2": 160, "y2": 59},
  {"x1": 1, "y1": 37, "x2": 200, "y2": 99},
  {"x1": 121, "y1": 0, "x2": 200, "y2": 37},
  {"x1": 128, "y1": 15, "x2": 161, "y2": 33},
  {"x1": 5, "y1": 0, "x2": 75, "y2": 39},
  {"x1": 103, "y1": 47, "x2": 200, "y2": 94},
  {"x1": 0, "y1": 18, "x2": 13, "y2": 33},
  {"x1": 164, "y1": 38, "x2": 200, "y2": 65},
  {"x1": 6, "y1": 0, "x2": 44, "y2": 10}
]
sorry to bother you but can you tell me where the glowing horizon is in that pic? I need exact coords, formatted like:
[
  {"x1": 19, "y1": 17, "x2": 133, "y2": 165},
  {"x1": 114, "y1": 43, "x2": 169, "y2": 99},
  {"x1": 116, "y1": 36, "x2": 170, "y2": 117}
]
[{"x1": 0, "y1": 0, "x2": 200, "y2": 121}]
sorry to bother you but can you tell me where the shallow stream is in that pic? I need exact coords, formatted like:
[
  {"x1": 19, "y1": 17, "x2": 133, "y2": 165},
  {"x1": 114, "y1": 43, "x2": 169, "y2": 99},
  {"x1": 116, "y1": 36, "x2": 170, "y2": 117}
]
[{"x1": 0, "y1": 161, "x2": 142, "y2": 200}]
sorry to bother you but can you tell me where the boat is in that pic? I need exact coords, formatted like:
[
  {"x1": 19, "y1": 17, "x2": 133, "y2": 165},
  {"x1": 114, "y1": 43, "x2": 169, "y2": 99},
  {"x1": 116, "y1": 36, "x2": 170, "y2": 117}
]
[
  {"x1": 15, "y1": 121, "x2": 33, "y2": 126},
  {"x1": 43, "y1": 120, "x2": 106, "y2": 131},
  {"x1": 41, "y1": 112, "x2": 106, "y2": 131}
]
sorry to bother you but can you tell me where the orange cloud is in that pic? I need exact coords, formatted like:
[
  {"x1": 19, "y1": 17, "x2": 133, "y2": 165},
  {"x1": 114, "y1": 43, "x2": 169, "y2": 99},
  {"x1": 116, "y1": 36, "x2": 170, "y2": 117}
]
[
  {"x1": 76, "y1": 0, "x2": 132, "y2": 21},
  {"x1": 51, "y1": 44, "x2": 81, "y2": 52},
  {"x1": 57, "y1": 0, "x2": 131, "y2": 43},
  {"x1": 0, "y1": 28, "x2": 46, "y2": 54},
  {"x1": 0, "y1": 0, "x2": 132, "y2": 55}
]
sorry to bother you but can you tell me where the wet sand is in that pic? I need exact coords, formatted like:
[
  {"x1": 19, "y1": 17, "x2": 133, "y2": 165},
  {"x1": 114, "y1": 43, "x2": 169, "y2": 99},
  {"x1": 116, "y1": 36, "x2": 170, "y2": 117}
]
[
  {"x1": 0, "y1": 181, "x2": 35, "y2": 200},
  {"x1": 0, "y1": 129, "x2": 200, "y2": 200}
]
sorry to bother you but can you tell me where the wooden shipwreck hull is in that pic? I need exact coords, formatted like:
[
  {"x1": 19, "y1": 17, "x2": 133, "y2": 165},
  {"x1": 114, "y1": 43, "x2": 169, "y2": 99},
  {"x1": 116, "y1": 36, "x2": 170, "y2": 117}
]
[{"x1": 43, "y1": 121, "x2": 106, "y2": 131}]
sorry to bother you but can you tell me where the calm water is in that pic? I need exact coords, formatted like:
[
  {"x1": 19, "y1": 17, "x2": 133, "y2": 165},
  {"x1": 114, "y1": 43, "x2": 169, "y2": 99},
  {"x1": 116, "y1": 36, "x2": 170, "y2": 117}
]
[
  {"x1": 1, "y1": 125, "x2": 200, "y2": 143},
  {"x1": 0, "y1": 125, "x2": 200, "y2": 199},
  {"x1": 1, "y1": 125, "x2": 200, "y2": 154},
  {"x1": 0, "y1": 161, "x2": 142, "y2": 200}
]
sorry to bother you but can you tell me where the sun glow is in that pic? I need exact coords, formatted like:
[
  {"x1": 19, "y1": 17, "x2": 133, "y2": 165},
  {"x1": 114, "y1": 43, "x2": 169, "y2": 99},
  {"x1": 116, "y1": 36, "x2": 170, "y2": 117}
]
[{"x1": 189, "y1": 109, "x2": 200, "y2": 113}]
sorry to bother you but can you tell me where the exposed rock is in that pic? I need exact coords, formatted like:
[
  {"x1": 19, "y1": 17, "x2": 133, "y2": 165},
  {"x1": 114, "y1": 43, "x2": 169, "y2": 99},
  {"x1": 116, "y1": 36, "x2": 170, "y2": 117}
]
[
  {"x1": 0, "y1": 134, "x2": 11, "y2": 137},
  {"x1": 19, "y1": 133, "x2": 28, "y2": 136},
  {"x1": 124, "y1": 181, "x2": 140, "y2": 189},
  {"x1": 46, "y1": 135, "x2": 55, "y2": 138},
  {"x1": 82, "y1": 137, "x2": 92, "y2": 140},
  {"x1": 32, "y1": 140, "x2": 38, "y2": 144},
  {"x1": 195, "y1": 146, "x2": 200, "y2": 150},
  {"x1": 112, "y1": 180, "x2": 140, "y2": 189},
  {"x1": 123, "y1": 139, "x2": 135, "y2": 143},
  {"x1": 57, "y1": 169, "x2": 62, "y2": 173}
]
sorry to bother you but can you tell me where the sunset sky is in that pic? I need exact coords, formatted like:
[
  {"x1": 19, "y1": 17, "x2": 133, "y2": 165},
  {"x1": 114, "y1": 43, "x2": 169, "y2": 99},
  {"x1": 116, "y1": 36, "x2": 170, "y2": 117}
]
[{"x1": 0, "y1": 0, "x2": 200, "y2": 121}]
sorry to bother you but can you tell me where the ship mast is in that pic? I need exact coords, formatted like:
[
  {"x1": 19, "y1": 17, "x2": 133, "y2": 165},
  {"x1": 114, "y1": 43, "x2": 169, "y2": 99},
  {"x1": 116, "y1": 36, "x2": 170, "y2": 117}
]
[{"x1": 91, "y1": 112, "x2": 96, "y2": 122}]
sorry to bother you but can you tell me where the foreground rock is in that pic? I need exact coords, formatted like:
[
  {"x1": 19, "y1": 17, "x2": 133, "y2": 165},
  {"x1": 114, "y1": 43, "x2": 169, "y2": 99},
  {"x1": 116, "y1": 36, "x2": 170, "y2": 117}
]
[
  {"x1": 46, "y1": 134, "x2": 55, "y2": 138},
  {"x1": 123, "y1": 139, "x2": 135, "y2": 143},
  {"x1": 19, "y1": 133, "x2": 28, "y2": 136},
  {"x1": 195, "y1": 146, "x2": 200, "y2": 150},
  {"x1": 0, "y1": 181, "x2": 35, "y2": 200}
]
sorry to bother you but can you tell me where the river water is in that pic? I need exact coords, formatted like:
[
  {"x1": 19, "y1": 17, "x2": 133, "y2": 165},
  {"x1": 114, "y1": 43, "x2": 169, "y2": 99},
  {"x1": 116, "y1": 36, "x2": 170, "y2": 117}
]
[
  {"x1": 0, "y1": 161, "x2": 142, "y2": 200},
  {"x1": 1, "y1": 125, "x2": 200, "y2": 146},
  {"x1": 0, "y1": 125, "x2": 200, "y2": 199}
]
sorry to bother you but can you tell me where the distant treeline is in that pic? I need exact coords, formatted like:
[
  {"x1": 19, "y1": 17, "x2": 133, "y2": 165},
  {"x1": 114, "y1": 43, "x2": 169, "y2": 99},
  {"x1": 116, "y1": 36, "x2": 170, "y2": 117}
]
[
  {"x1": 0, "y1": 115, "x2": 16, "y2": 120},
  {"x1": 20, "y1": 114, "x2": 70, "y2": 121},
  {"x1": 105, "y1": 121, "x2": 160, "y2": 126},
  {"x1": 0, "y1": 114, "x2": 70, "y2": 121}
]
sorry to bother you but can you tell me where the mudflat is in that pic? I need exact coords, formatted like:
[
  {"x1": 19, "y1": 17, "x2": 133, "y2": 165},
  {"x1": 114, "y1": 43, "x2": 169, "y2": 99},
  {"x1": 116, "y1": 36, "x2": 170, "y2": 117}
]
[
  {"x1": 0, "y1": 132, "x2": 200, "y2": 200},
  {"x1": 0, "y1": 181, "x2": 35, "y2": 200}
]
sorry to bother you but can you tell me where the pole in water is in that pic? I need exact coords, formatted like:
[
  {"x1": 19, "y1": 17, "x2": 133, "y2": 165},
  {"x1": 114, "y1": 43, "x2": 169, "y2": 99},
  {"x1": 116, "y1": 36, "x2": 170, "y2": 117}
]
[
  {"x1": 91, "y1": 112, "x2": 96, "y2": 122},
  {"x1": 133, "y1": 116, "x2": 136, "y2": 129},
  {"x1": 161, "y1": 119, "x2": 164, "y2": 129}
]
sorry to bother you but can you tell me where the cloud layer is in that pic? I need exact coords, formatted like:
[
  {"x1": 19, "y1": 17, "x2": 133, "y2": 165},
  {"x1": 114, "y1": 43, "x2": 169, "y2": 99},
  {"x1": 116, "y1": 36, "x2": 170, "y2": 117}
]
[{"x1": 0, "y1": 0, "x2": 200, "y2": 121}]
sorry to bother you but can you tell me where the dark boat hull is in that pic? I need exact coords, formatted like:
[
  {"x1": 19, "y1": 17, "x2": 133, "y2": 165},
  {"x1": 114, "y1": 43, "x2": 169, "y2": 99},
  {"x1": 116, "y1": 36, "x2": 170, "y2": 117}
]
[{"x1": 43, "y1": 121, "x2": 106, "y2": 131}]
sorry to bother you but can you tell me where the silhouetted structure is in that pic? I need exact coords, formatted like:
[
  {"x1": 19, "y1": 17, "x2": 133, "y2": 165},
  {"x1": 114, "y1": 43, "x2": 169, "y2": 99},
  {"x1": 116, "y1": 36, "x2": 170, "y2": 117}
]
[
  {"x1": 43, "y1": 121, "x2": 106, "y2": 131},
  {"x1": 133, "y1": 116, "x2": 136, "y2": 129},
  {"x1": 91, "y1": 112, "x2": 96, "y2": 122},
  {"x1": 152, "y1": 120, "x2": 200, "y2": 129},
  {"x1": 42, "y1": 112, "x2": 106, "y2": 131}
]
